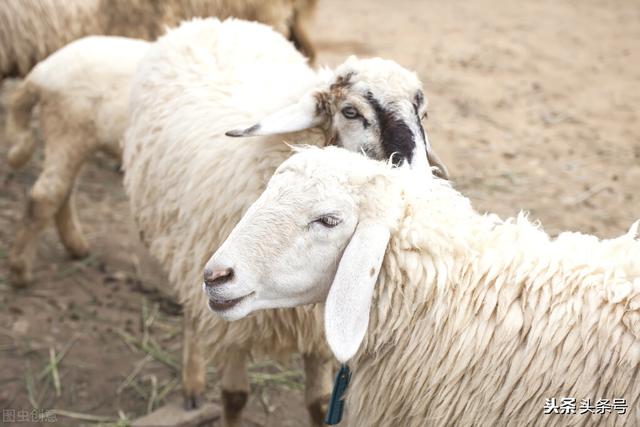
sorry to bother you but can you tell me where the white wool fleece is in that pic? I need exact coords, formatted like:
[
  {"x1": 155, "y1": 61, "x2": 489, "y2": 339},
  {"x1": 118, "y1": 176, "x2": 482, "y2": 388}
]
[
  {"x1": 124, "y1": 18, "x2": 329, "y2": 362},
  {"x1": 204, "y1": 146, "x2": 640, "y2": 426}
]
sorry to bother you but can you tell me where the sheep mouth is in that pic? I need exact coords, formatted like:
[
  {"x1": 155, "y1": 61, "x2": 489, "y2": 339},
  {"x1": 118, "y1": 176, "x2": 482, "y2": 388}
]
[{"x1": 208, "y1": 292, "x2": 254, "y2": 312}]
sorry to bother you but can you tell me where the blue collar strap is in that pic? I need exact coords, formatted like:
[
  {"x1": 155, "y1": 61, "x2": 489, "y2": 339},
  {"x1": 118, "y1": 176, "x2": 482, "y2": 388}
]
[{"x1": 324, "y1": 364, "x2": 352, "y2": 425}]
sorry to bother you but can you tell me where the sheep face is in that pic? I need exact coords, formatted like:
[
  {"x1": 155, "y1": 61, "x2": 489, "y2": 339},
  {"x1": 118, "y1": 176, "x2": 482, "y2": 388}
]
[
  {"x1": 204, "y1": 147, "x2": 407, "y2": 361},
  {"x1": 202, "y1": 155, "x2": 360, "y2": 321},
  {"x1": 226, "y1": 57, "x2": 448, "y2": 178},
  {"x1": 323, "y1": 58, "x2": 432, "y2": 170}
]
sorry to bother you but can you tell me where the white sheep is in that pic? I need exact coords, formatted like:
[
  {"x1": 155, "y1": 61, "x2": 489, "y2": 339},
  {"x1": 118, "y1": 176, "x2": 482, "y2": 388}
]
[
  {"x1": 123, "y1": 17, "x2": 447, "y2": 427},
  {"x1": 5, "y1": 36, "x2": 150, "y2": 287},
  {"x1": 205, "y1": 145, "x2": 640, "y2": 426},
  {"x1": 0, "y1": 0, "x2": 317, "y2": 78}
]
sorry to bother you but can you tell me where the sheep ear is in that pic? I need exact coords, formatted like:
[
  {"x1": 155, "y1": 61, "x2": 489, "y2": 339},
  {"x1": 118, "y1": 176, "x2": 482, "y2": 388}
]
[
  {"x1": 325, "y1": 221, "x2": 390, "y2": 363},
  {"x1": 225, "y1": 92, "x2": 326, "y2": 137}
]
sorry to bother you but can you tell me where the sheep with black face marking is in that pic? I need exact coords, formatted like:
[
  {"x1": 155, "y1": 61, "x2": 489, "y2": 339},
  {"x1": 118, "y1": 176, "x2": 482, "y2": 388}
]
[
  {"x1": 206, "y1": 146, "x2": 640, "y2": 427},
  {"x1": 123, "y1": 18, "x2": 446, "y2": 427},
  {"x1": 0, "y1": 0, "x2": 317, "y2": 78},
  {"x1": 5, "y1": 36, "x2": 150, "y2": 286}
]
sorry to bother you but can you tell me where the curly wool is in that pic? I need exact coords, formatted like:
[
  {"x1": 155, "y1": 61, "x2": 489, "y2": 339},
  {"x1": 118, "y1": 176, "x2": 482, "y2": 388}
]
[{"x1": 341, "y1": 163, "x2": 640, "y2": 426}]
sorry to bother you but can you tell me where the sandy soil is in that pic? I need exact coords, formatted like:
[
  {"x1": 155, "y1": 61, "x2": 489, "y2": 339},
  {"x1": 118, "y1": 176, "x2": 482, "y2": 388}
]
[{"x1": 1, "y1": 0, "x2": 638, "y2": 425}]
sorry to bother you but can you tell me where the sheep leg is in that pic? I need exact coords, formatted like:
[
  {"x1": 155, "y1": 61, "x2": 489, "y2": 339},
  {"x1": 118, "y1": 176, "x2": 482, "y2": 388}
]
[
  {"x1": 55, "y1": 189, "x2": 90, "y2": 259},
  {"x1": 303, "y1": 353, "x2": 333, "y2": 426},
  {"x1": 49, "y1": 128, "x2": 94, "y2": 259},
  {"x1": 221, "y1": 348, "x2": 250, "y2": 427},
  {"x1": 8, "y1": 141, "x2": 89, "y2": 286},
  {"x1": 182, "y1": 310, "x2": 206, "y2": 410}
]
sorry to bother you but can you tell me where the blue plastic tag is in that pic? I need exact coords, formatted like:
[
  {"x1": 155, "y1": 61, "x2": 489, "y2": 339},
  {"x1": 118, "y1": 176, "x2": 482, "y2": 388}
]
[{"x1": 324, "y1": 364, "x2": 351, "y2": 425}]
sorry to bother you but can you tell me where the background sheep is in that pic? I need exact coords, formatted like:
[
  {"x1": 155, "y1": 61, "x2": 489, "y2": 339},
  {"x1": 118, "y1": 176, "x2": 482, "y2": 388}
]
[
  {"x1": 205, "y1": 146, "x2": 640, "y2": 426},
  {"x1": 3, "y1": 0, "x2": 320, "y2": 285},
  {"x1": 4, "y1": 36, "x2": 150, "y2": 286},
  {"x1": 123, "y1": 18, "x2": 445, "y2": 426},
  {"x1": 0, "y1": 0, "x2": 317, "y2": 78}
]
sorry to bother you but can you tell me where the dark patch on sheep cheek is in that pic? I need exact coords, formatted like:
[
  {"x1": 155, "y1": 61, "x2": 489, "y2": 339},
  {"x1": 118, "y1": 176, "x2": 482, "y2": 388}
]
[
  {"x1": 366, "y1": 92, "x2": 415, "y2": 166},
  {"x1": 369, "y1": 267, "x2": 375, "y2": 277}
]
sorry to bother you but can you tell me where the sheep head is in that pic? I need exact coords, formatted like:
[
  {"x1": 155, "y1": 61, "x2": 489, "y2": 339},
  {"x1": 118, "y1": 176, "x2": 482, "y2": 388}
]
[
  {"x1": 226, "y1": 56, "x2": 449, "y2": 179},
  {"x1": 203, "y1": 146, "x2": 421, "y2": 362}
]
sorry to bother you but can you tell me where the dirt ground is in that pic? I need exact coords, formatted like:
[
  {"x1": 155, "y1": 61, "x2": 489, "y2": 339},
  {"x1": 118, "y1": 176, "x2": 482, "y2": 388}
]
[{"x1": 0, "y1": 0, "x2": 638, "y2": 425}]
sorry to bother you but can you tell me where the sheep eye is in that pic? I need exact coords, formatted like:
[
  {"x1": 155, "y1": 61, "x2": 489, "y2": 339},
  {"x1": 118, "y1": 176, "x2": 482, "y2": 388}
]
[
  {"x1": 312, "y1": 215, "x2": 342, "y2": 228},
  {"x1": 341, "y1": 106, "x2": 359, "y2": 119}
]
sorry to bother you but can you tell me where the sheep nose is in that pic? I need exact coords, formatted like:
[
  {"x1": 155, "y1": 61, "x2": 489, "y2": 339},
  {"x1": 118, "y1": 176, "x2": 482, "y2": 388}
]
[{"x1": 203, "y1": 267, "x2": 234, "y2": 288}]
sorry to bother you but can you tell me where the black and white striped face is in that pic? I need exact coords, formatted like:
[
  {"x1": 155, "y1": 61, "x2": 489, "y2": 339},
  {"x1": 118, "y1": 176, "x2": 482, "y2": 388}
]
[
  {"x1": 226, "y1": 56, "x2": 448, "y2": 178},
  {"x1": 319, "y1": 67, "x2": 431, "y2": 171}
]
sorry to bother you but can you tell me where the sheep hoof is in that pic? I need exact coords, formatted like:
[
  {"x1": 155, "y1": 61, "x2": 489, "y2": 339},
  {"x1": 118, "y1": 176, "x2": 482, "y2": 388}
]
[
  {"x1": 8, "y1": 260, "x2": 31, "y2": 288},
  {"x1": 308, "y1": 395, "x2": 330, "y2": 426},
  {"x1": 183, "y1": 392, "x2": 203, "y2": 411},
  {"x1": 64, "y1": 239, "x2": 91, "y2": 259},
  {"x1": 68, "y1": 245, "x2": 91, "y2": 260},
  {"x1": 222, "y1": 390, "x2": 248, "y2": 426}
]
